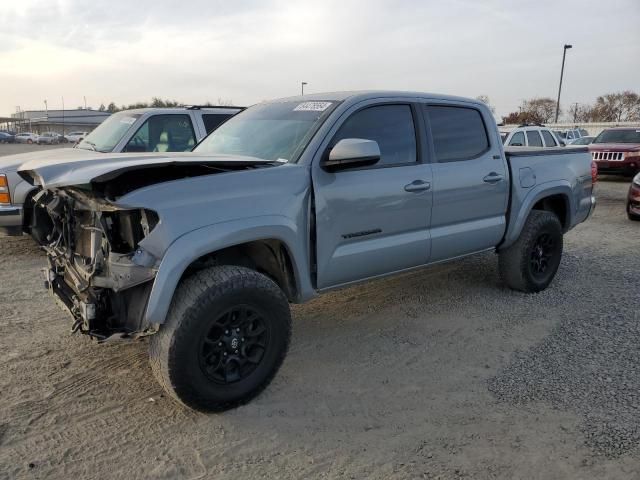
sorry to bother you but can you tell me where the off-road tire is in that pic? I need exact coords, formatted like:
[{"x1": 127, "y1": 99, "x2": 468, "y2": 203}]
[
  {"x1": 499, "y1": 210, "x2": 563, "y2": 293},
  {"x1": 149, "y1": 265, "x2": 291, "y2": 412}
]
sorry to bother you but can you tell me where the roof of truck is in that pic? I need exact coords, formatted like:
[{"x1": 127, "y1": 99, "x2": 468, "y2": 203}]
[{"x1": 267, "y1": 90, "x2": 484, "y2": 106}]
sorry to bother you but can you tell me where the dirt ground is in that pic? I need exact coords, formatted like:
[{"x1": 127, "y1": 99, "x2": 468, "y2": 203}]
[{"x1": 0, "y1": 145, "x2": 638, "y2": 479}]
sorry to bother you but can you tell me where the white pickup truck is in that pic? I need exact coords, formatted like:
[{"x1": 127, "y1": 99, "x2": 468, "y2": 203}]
[{"x1": 0, "y1": 106, "x2": 242, "y2": 238}]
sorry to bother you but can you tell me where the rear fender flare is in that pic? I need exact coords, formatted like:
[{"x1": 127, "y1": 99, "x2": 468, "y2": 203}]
[{"x1": 500, "y1": 182, "x2": 573, "y2": 250}]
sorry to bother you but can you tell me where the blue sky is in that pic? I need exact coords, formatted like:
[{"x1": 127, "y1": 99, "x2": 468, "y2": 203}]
[{"x1": 0, "y1": 0, "x2": 638, "y2": 119}]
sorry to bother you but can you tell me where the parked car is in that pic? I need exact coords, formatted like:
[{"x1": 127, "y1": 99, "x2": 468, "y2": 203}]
[
  {"x1": 0, "y1": 106, "x2": 242, "y2": 237},
  {"x1": 64, "y1": 131, "x2": 88, "y2": 143},
  {"x1": 501, "y1": 125, "x2": 563, "y2": 148},
  {"x1": 0, "y1": 132, "x2": 15, "y2": 143},
  {"x1": 18, "y1": 91, "x2": 596, "y2": 412},
  {"x1": 36, "y1": 132, "x2": 60, "y2": 145},
  {"x1": 14, "y1": 132, "x2": 39, "y2": 144},
  {"x1": 627, "y1": 173, "x2": 640, "y2": 221},
  {"x1": 589, "y1": 128, "x2": 640, "y2": 176},
  {"x1": 562, "y1": 128, "x2": 588, "y2": 144},
  {"x1": 568, "y1": 136, "x2": 595, "y2": 145}
]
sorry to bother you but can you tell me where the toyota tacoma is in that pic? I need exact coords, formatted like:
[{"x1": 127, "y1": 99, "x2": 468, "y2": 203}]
[{"x1": 18, "y1": 91, "x2": 596, "y2": 412}]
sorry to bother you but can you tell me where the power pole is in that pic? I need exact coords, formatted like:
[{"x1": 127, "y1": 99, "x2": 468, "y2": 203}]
[
  {"x1": 572, "y1": 102, "x2": 579, "y2": 123},
  {"x1": 301, "y1": 82, "x2": 307, "y2": 95}
]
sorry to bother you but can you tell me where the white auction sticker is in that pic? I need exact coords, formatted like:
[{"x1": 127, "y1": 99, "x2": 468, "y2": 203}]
[
  {"x1": 294, "y1": 101, "x2": 332, "y2": 112},
  {"x1": 120, "y1": 117, "x2": 136, "y2": 124}
]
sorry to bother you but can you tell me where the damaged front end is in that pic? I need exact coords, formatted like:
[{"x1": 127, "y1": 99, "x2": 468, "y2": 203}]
[{"x1": 37, "y1": 188, "x2": 159, "y2": 341}]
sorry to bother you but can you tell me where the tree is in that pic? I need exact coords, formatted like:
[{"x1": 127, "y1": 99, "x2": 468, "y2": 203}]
[
  {"x1": 501, "y1": 97, "x2": 557, "y2": 125},
  {"x1": 107, "y1": 102, "x2": 118, "y2": 113},
  {"x1": 98, "y1": 103, "x2": 106, "y2": 112},
  {"x1": 589, "y1": 91, "x2": 640, "y2": 122},
  {"x1": 476, "y1": 95, "x2": 495, "y2": 114}
]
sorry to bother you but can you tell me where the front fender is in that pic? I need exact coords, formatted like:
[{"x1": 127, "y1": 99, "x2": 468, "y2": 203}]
[
  {"x1": 143, "y1": 215, "x2": 315, "y2": 325},
  {"x1": 501, "y1": 181, "x2": 574, "y2": 250}
]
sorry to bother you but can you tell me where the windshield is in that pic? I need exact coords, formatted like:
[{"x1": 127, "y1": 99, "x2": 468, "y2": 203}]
[
  {"x1": 76, "y1": 111, "x2": 142, "y2": 152},
  {"x1": 194, "y1": 100, "x2": 337, "y2": 162},
  {"x1": 593, "y1": 129, "x2": 640, "y2": 144}
]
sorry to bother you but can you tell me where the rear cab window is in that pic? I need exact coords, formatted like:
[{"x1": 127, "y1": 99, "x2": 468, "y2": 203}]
[
  {"x1": 541, "y1": 130, "x2": 557, "y2": 147},
  {"x1": 202, "y1": 114, "x2": 233, "y2": 134},
  {"x1": 526, "y1": 130, "x2": 543, "y2": 147},
  {"x1": 425, "y1": 105, "x2": 489, "y2": 162}
]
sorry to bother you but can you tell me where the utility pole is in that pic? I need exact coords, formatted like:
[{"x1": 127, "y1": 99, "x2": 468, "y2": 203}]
[
  {"x1": 572, "y1": 102, "x2": 579, "y2": 123},
  {"x1": 301, "y1": 82, "x2": 307, "y2": 95},
  {"x1": 554, "y1": 44, "x2": 572, "y2": 123},
  {"x1": 61, "y1": 96, "x2": 65, "y2": 137},
  {"x1": 84, "y1": 96, "x2": 87, "y2": 109}
]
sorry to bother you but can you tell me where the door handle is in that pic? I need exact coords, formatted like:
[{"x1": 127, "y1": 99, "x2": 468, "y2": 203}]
[
  {"x1": 404, "y1": 180, "x2": 431, "y2": 192},
  {"x1": 483, "y1": 172, "x2": 504, "y2": 184}
]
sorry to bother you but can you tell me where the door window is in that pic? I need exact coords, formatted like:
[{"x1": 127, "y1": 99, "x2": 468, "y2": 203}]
[
  {"x1": 526, "y1": 130, "x2": 543, "y2": 147},
  {"x1": 426, "y1": 106, "x2": 489, "y2": 162},
  {"x1": 332, "y1": 105, "x2": 417, "y2": 166},
  {"x1": 541, "y1": 130, "x2": 557, "y2": 147},
  {"x1": 124, "y1": 114, "x2": 196, "y2": 152},
  {"x1": 509, "y1": 131, "x2": 525, "y2": 146}
]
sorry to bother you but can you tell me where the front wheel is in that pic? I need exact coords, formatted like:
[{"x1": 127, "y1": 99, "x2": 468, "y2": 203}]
[
  {"x1": 149, "y1": 265, "x2": 292, "y2": 412},
  {"x1": 499, "y1": 210, "x2": 563, "y2": 293}
]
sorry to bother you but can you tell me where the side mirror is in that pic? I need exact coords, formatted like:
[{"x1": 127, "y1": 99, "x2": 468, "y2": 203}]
[{"x1": 321, "y1": 138, "x2": 380, "y2": 172}]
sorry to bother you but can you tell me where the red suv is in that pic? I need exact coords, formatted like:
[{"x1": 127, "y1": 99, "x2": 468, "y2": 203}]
[{"x1": 589, "y1": 128, "x2": 640, "y2": 176}]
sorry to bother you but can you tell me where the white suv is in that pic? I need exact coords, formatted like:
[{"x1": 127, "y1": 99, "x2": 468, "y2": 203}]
[{"x1": 501, "y1": 125, "x2": 563, "y2": 148}]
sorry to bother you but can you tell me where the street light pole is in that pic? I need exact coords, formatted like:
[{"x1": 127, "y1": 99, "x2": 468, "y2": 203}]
[
  {"x1": 301, "y1": 82, "x2": 307, "y2": 95},
  {"x1": 554, "y1": 44, "x2": 572, "y2": 123}
]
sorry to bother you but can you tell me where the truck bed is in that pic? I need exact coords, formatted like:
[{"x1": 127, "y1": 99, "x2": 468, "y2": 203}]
[{"x1": 500, "y1": 146, "x2": 594, "y2": 249}]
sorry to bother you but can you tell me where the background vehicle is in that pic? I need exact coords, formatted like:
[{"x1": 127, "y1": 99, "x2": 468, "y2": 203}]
[
  {"x1": 589, "y1": 128, "x2": 640, "y2": 176},
  {"x1": 14, "y1": 132, "x2": 38, "y2": 144},
  {"x1": 627, "y1": 173, "x2": 640, "y2": 220},
  {"x1": 0, "y1": 132, "x2": 15, "y2": 143},
  {"x1": 19, "y1": 91, "x2": 596, "y2": 412},
  {"x1": 501, "y1": 124, "x2": 563, "y2": 148},
  {"x1": 562, "y1": 128, "x2": 589, "y2": 144},
  {"x1": 75, "y1": 106, "x2": 242, "y2": 153},
  {"x1": 568, "y1": 136, "x2": 595, "y2": 145},
  {"x1": 36, "y1": 132, "x2": 60, "y2": 145},
  {"x1": 64, "y1": 131, "x2": 88, "y2": 143},
  {"x1": 0, "y1": 105, "x2": 242, "y2": 236}
]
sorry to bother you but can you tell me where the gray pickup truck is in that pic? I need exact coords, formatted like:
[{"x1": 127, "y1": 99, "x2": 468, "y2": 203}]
[
  {"x1": 18, "y1": 91, "x2": 596, "y2": 412},
  {"x1": 0, "y1": 106, "x2": 241, "y2": 237}
]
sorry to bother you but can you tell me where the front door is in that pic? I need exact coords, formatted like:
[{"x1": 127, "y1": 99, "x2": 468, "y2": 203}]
[{"x1": 312, "y1": 103, "x2": 433, "y2": 289}]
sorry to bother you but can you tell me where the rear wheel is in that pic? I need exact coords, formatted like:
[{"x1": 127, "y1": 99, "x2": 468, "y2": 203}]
[
  {"x1": 149, "y1": 265, "x2": 291, "y2": 412},
  {"x1": 499, "y1": 210, "x2": 563, "y2": 293}
]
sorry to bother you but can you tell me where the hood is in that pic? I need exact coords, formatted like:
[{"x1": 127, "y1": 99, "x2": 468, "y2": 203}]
[
  {"x1": 17, "y1": 151, "x2": 278, "y2": 190},
  {"x1": 0, "y1": 147, "x2": 97, "y2": 173},
  {"x1": 589, "y1": 143, "x2": 640, "y2": 153}
]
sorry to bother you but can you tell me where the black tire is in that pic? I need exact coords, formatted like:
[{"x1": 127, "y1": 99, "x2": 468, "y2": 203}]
[
  {"x1": 499, "y1": 210, "x2": 563, "y2": 293},
  {"x1": 149, "y1": 265, "x2": 291, "y2": 412}
]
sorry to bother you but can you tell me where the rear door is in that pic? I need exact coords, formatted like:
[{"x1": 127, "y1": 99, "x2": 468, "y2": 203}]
[
  {"x1": 312, "y1": 102, "x2": 433, "y2": 289},
  {"x1": 423, "y1": 103, "x2": 508, "y2": 262}
]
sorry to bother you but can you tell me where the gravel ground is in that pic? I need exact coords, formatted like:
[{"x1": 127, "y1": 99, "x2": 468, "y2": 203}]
[{"x1": 0, "y1": 159, "x2": 638, "y2": 479}]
